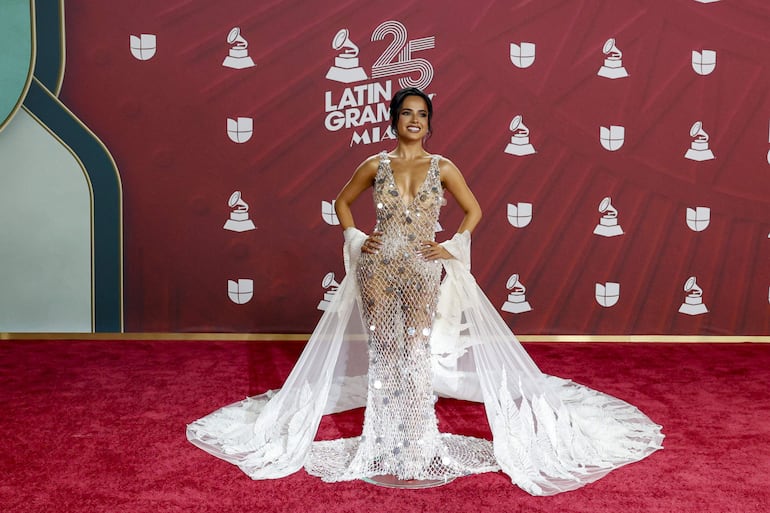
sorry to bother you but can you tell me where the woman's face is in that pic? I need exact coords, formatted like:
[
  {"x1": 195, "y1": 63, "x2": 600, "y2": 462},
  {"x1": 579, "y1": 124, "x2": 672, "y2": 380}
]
[{"x1": 395, "y1": 95, "x2": 429, "y2": 140}]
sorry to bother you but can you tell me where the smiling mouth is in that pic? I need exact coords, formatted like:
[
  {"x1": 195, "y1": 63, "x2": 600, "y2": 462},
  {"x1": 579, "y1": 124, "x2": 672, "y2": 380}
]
[{"x1": 407, "y1": 126, "x2": 421, "y2": 132}]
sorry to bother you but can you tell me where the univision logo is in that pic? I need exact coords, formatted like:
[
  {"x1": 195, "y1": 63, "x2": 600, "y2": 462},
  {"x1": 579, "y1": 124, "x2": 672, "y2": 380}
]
[
  {"x1": 507, "y1": 202, "x2": 533, "y2": 228},
  {"x1": 130, "y1": 34, "x2": 156, "y2": 61},
  {"x1": 510, "y1": 42, "x2": 535, "y2": 68}
]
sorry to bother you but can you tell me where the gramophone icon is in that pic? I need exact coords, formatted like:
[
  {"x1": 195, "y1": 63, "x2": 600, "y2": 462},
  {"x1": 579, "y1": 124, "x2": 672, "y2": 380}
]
[
  {"x1": 317, "y1": 272, "x2": 340, "y2": 311},
  {"x1": 222, "y1": 27, "x2": 255, "y2": 69},
  {"x1": 678, "y1": 276, "x2": 708, "y2": 315},
  {"x1": 593, "y1": 197, "x2": 624, "y2": 237},
  {"x1": 597, "y1": 38, "x2": 628, "y2": 79},
  {"x1": 325, "y1": 28, "x2": 367, "y2": 83},
  {"x1": 504, "y1": 115, "x2": 536, "y2": 156},
  {"x1": 501, "y1": 274, "x2": 532, "y2": 314},
  {"x1": 685, "y1": 121, "x2": 715, "y2": 161},
  {"x1": 223, "y1": 191, "x2": 256, "y2": 232}
]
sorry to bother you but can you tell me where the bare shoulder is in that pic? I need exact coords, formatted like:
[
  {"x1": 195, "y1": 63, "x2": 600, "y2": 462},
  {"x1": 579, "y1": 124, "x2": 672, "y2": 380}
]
[
  {"x1": 362, "y1": 153, "x2": 383, "y2": 168},
  {"x1": 436, "y1": 155, "x2": 463, "y2": 179},
  {"x1": 353, "y1": 154, "x2": 382, "y2": 179}
]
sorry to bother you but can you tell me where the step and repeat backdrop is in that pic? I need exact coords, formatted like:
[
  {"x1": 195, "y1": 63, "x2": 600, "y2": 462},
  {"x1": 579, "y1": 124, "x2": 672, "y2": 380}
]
[{"x1": 56, "y1": 0, "x2": 769, "y2": 335}]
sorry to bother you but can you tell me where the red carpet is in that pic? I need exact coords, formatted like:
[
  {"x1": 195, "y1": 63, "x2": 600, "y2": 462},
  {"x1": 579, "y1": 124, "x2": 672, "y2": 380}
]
[{"x1": 1, "y1": 340, "x2": 768, "y2": 513}]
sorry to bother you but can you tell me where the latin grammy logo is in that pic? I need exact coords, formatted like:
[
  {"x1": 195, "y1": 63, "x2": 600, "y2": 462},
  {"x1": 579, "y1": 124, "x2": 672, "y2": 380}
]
[
  {"x1": 228, "y1": 278, "x2": 253, "y2": 304},
  {"x1": 678, "y1": 276, "x2": 708, "y2": 315},
  {"x1": 510, "y1": 42, "x2": 536, "y2": 68},
  {"x1": 322, "y1": 200, "x2": 340, "y2": 225},
  {"x1": 326, "y1": 28, "x2": 368, "y2": 83},
  {"x1": 317, "y1": 272, "x2": 340, "y2": 311},
  {"x1": 370, "y1": 20, "x2": 436, "y2": 90},
  {"x1": 504, "y1": 115, "x2": 536, "y2": 156},
  {"x1": 227, "y1": 117, "x2": 253, "y2": 144},
  {"x1": 593, "y1": 197, "x2": 624, "y2": 237},
  {"x1": 685, "y1": 121, "x2": 715, "y2": 161},
  {"x1": 600, "y1": 125, "x2": 625, "y2": 151},
  {"x1": 595, "y1": 282, "x2": 620, "y2": 308},
  {"x1": 223, "y1": 191, "x2": 256, "y2": 232},
  {"x1": 597, "y1": 38, "x2": 628, "y2": 79},
  {"x1": 686, "y1": 206, "x2": 710, "y2": 232},
  {"x1": 222, "y1": 27, "x2": 256, "y2": 69},
  {"x1": 507, "y1": 202, "x2": 533, "y2": 228},
  {"x1": 501, "y1": 274, "x2": 532, "y2": 314},
  {"x1": 692, "y1": 50, "x2": 716, "y2": 75},
  {"x1": 129, "y1": 34, "x2": 156, "y2": 61}
]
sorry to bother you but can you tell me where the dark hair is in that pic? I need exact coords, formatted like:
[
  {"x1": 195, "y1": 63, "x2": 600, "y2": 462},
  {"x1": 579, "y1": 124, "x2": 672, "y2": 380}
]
[{"x1": 389, "y1": 87, "x2": 433, "y2": 139}]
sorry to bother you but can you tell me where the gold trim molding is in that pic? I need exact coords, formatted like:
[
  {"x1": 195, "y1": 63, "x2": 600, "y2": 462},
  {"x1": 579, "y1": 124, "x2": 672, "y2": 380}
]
[{"x1": 1, "y1": 332, "x2": 768, "y2": 343}]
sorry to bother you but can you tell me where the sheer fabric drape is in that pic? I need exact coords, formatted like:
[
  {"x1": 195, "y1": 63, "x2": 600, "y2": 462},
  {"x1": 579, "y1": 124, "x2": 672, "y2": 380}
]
[{"x1": 187, "y1": 230, "x2": 663, "y2": 495}]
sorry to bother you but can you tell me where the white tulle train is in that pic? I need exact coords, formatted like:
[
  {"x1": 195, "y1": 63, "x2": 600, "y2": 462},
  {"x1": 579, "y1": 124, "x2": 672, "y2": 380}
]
[{"x1": 187, "y1": 231, "x2": 663, "y2": 495}]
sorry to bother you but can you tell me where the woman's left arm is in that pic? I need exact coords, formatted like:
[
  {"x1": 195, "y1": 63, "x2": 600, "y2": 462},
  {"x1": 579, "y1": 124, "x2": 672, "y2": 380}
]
[
  {"x1": 420, "y1": 157, "x2": 482, "y2": 261},
  {"x1": 440, "y1": 157, "x2": 482, "y2": 234}
]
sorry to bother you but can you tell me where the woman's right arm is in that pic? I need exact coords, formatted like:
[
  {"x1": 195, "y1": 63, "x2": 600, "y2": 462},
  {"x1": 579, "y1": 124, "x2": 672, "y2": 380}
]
[{"x1": 334, "y1": 156, "x2": 379, "y2": 231}]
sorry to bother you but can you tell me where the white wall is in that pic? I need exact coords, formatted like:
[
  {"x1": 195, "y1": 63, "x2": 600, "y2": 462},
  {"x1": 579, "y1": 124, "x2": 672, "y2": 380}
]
[{"x1": 0, "y1": 109, "x2": 92, "y2": 332}]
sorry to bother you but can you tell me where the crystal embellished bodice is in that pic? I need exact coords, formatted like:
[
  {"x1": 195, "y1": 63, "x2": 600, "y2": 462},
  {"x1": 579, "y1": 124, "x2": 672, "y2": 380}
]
[{"x1": 371, "y1": 152, "x2": 443, "y2": 253}]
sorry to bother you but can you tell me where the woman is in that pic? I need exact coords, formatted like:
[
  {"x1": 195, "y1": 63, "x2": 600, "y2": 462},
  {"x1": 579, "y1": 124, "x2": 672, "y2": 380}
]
[
  {"x1": 326, "y1": 87, "x2": 489, "y2": 486},
  {"x1": 187, "y1": 88, "x2": 664, "y2": 495}
]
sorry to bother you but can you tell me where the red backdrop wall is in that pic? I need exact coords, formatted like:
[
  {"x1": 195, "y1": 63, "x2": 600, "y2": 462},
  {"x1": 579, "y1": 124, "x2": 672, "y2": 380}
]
[{"x1": 59, "y1": 0, "x2": 770, "y2": 335}]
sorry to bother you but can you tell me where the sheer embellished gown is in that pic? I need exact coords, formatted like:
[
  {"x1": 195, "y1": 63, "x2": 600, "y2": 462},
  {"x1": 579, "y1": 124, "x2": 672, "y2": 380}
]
[
  {"x1": 186, "y1": 151, "x2": 664, "y2": 496},
  {"x1": 307, "y1": 153, "x2": 498, "y2": 485}
]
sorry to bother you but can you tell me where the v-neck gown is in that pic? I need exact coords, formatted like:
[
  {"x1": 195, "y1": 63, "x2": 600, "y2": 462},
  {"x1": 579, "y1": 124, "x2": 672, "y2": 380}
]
[
  {"x1": 306, "y1": 152, "x2": 498, "y2": 482},
  {"x1": 187, "y1": 150, "x2": 664, "y2": 493}
]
